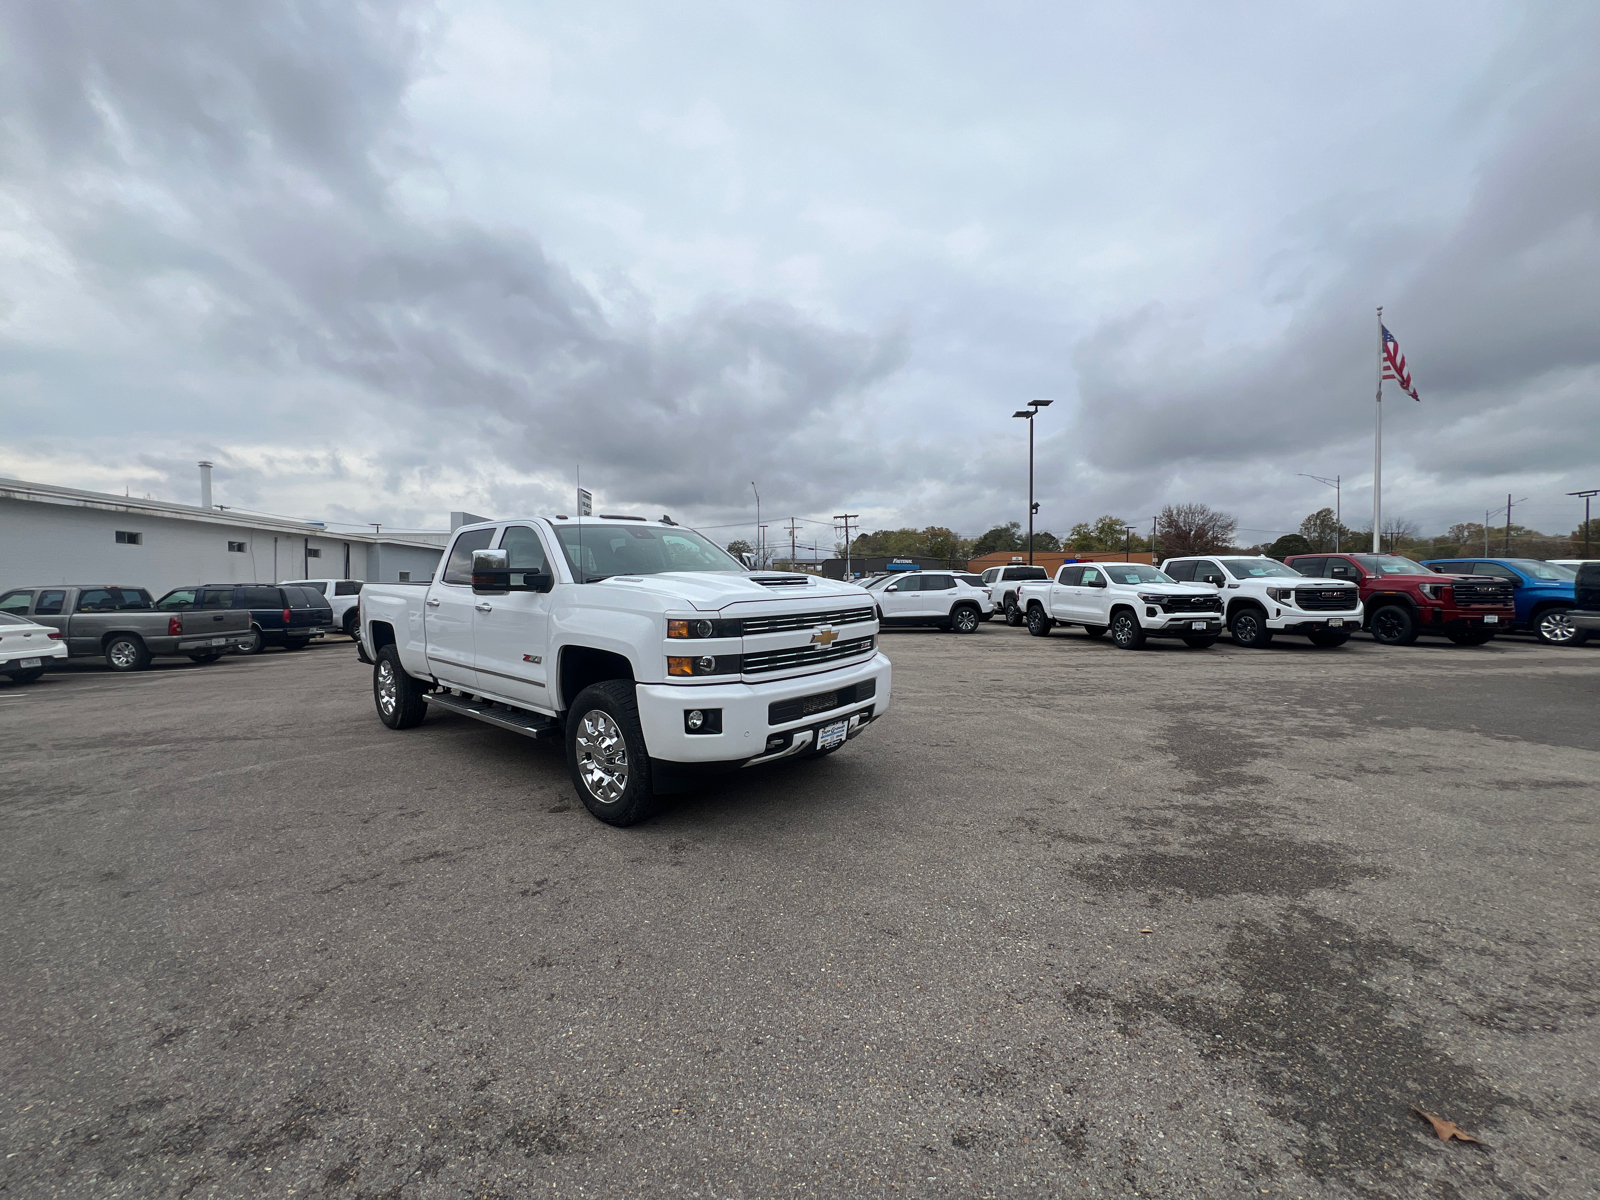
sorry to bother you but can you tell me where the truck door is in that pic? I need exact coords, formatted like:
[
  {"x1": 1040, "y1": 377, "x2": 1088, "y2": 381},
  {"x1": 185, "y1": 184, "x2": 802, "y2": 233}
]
[
  {"x1": 1077, "y1": 566, "x2": 1111, "y2": 624},
  {"x1": 426, "y1": 528, "x2": 496, "y2": 690},
  {"x1": 471, "y1": 524, "x2": 554, "y2": 709},
  {"x1": 1051, "y1": 565, "x2": 1083, "y2": 622}
]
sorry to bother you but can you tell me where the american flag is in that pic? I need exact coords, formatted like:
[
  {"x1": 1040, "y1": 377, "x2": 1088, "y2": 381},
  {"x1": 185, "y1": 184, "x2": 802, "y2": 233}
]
[{"x1": 1382, "y1": 325, "x2": 1419, "y2": 400}]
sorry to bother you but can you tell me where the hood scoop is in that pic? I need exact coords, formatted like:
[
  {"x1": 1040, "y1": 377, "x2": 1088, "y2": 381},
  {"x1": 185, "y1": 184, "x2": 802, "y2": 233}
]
[{"x1": 749, "y1": 574, "x2": 814, "y2": 588}]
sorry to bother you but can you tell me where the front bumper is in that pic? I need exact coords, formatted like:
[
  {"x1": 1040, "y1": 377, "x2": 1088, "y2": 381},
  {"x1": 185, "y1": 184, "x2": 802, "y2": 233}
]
[
  {"x1": 1141, "y1": 612, "x2": 1223, "y2": 636},
  {"x1": 2, "y1": 644, "x2": 69, "y2": 671},
  {"x1": 1425, "y1": 607, "x2": 1515, "y2": 631},
  {"x1": 636, "y1": 651, "x2": 892, "y2": 765},
  {"x1": 1268, "y1": 608, "x2": 1361, "y2": 631}
]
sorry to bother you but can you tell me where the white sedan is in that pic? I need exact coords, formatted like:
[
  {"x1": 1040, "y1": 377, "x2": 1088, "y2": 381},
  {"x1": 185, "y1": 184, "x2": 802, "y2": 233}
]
[{"x1": 0, "y1": 611, "x2": 69, "y2": 683}]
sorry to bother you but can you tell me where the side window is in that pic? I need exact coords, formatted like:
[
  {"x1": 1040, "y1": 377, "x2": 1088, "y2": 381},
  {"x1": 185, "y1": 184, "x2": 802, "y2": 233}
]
[
  {"x1": 922, "y1": 574, "x2": 953, "y2": 590},
  {"x1": 1327, "y1": 559, "x2": 1359, "y2": 581},
  {"x1": 890, "y1": 575, "x2": 922, "y2": 592},
  {"x1": 1081, "y1": 567, "x2": 1103, "y2": 586},
  {"x1": 234, "y1": 586, "x2": 280, "y2": 608},
  {"x1": 1291, "y1": 559, "x2": 1324, "y2": 577},
  {"x1": 76, "y1": 588, "x2": 149, "y2": 612},
  {"x1": 334, "y1": 581, "x2": 363, "y2": 596},
  {"x1": 1197, "y1": 561, "x2": 1226, "y2": 586},
  {"x1": 300, "y1": 582, "x2": 329, "y2": 596},
  {"x1": 982, "y1": 568, "x2": 998, "y2": 584},
  {"x1": 157, "y1": 589, "x2": 199, "y2": 610},
  {"x1": 498, "y1": 525, "x2": 550, "y2": 572},
  {"x1": 35, "y1": 590, "x2": 66, "y2": 615},
  {"x1": 196, "y1": 590, "x2": 231, "y2": 610},
  {"x1": 442, "y1": 529, "x2": 497, "y2": 585},
  {"x1": 1057, "y1": 566, "x2": 1083, "y2": 585},
  {"x1": 0, "y1": 590, "x2": 34, "y2": 614},
  {"x1": 1163, "y1": 560, "x2": 1194, "y2": 582}
]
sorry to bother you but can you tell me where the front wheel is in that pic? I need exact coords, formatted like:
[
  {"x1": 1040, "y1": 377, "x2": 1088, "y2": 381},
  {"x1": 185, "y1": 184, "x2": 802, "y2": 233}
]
[
  {"x1": 1025, "y1": 606, "x2": 1053, "y2": 637},
  {"x1": 1004, "y1": 598, "x2": 1023, "y2": 627},
  {"x1": 951, "y1": 605, "x2": 980, "y2": 634},
  {"x1": 1110, "y1": 611, "x2": 1146, "y2": 650},
  {"x1": 105, "y1": 634, "x2": 151, "y2": 672},
  {"x1": 1369, "y1": 604, "x2": 1418, "y2": 646},
  {"x1": 566, "y1": 681, "x2": 657, "y2": 826},
  {"x1": 5, "y1": 667, "x2": 45, "y2": 684},
  {"x1": 374, "y1": 645, "x2": 429, "y2": 730},
  {"x1": 1534, "y1": 607, "x2": 1579, "y2": 646},
  {"x1": 1306, "y1": 630, "x2": 1351, "y2": 648},
  {"x1": 1229, "y1": 607, "x2": 1273, "y2": 649},
  {"x1": 1182, "y1": 636, "x2": 1218, "y2": 649}
]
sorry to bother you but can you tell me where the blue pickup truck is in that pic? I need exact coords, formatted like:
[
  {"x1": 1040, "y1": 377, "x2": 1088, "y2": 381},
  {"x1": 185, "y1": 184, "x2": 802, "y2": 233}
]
[{"x1": 1420, "y1": 558, "x2": 1584, "y2": 645}]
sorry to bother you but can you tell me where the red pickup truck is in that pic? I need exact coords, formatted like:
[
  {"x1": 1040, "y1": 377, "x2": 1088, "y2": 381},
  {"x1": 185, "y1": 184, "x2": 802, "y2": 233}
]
[{"x1": 1284, "y1": 553, "x2": 1515, "y2": 646}]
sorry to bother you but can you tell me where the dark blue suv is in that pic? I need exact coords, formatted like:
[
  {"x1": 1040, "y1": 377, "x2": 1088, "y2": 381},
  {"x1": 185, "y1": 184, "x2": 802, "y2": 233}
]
[
  {"x1": 1420, "y1": 558, "x2": 1583, "y2": 645},
  {"x1": 155, "y1": 584, "x2": 333, "y2": 654}
]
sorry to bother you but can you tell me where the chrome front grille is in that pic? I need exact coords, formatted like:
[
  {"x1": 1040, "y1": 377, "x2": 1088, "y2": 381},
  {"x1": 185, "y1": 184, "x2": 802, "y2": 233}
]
[
  {"x1": 1294, "y1": 587, "x2": 1360, "y2": 611},
  {"x1": 741, "y1": 635, "x2": 876, "y2": 675},
  {"x1": 739, "y1": 606, "x2": 875, "y2": 635}
]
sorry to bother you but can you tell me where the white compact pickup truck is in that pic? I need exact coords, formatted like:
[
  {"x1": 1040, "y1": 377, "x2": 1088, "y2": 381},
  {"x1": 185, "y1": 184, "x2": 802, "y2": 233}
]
[
  {"x1": 1015, "y1": 561, "x2": 1225, "y2": 649},
  {"x1": 360, "y1": 516, "x2": 892, "y2": 825}
]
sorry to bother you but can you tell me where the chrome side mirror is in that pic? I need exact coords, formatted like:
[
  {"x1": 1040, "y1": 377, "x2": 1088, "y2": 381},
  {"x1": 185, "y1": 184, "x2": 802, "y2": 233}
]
[{"x1": 472, "y1": 549, "x2": 552, "y2": 594}]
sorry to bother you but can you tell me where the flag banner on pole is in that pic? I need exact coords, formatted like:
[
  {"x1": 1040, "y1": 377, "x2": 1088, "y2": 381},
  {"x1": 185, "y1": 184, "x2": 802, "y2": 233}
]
[
  {"x1": 1381, "y1": 326, "x2": 1420, "y2": 400},
  {"x1": 577, "y1": 487, "x2": 592, "y2": 516}
]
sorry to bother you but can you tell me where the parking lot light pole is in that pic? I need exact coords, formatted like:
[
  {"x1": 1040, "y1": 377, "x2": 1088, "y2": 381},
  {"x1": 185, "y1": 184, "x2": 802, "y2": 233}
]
[
  {"x1": 1297, "y1": 473, "x2": 1341, "y2": 550},
  {"x1": 1012, "y1": 399, "x2": 1053, "y2": 564},
  {"x1": 1569, "y1": 489, "x2": 1598, "y2": 556},
  {"x1": 1124, "y1": 526, "x2": 1137, "y2": 561}
]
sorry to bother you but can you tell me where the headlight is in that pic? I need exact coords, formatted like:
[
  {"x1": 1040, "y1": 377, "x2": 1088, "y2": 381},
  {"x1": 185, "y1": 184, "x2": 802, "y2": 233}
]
[
  {"x1": 1267, "y1": 587, "x2": 1295, "y2": 602},
  {"x1": 1418, "y1": 583, "x2": 1446, "y2": 600},
  {"x1": 668, "y1": 618, "x2": 717, "y2": 638},
  {"x1": 1136, "y1": 592, "x2": 1166, "y2": 604}
]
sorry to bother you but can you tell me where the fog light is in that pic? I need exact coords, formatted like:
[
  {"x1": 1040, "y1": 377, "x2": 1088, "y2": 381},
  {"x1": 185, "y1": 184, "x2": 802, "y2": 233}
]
[
  {"x1": 695, "y1": 655, "x2": 716, "y2": 673},
  {"x1": 687, "y1": 709, "x2": 704, "y2": 730},
  {"x1": 1145, "y1": 606, "x2": 1157, "y2": 618}
]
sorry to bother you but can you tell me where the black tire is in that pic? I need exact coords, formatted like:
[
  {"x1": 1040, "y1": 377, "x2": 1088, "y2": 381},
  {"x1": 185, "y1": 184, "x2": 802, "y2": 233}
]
[
  {"x1": 342, "y1": 610, "x2": 359, "y2": 638},
  {"x1": 565, "y1": 681, "x2": 657, "y2": 826},
  {"x1": 1025, "y1": 605, "x2": 1053, "y2": 637},
  {"x1": 1110, "y1": 610, "x2": 1146, "y2": 650},
  {"x1": 1228, "y1": 606, "x2": 1273, "y2": 649},
  {"x1": 5, "y1": 667, "x2": 45, "y2": 684},
  {"x1": 1083, "y1": 625, "x2": 1108, "y2": 639},
  {"x1": 1532, "y1": 606, "x2": 1579, "y2": 646},
  {"x1": 373, "y1": 644, "x2": 429, "y2": 730},
  {"x1": 951, "y1": 604, "x2": 981, "y2": 634},
  {"x1": 104, "y1": 634, "x2": 151, "y2": 672},
  {"x1": 1306, "y1": 630, "x2": 1351, "y2": 648},
  {"x1": 1004, "y1": 597, "x2": 1023, "y2": 627},
  {"x1": 1182, "y1": 636, "x2": 1218, "y2": 649},
  {"x1": 284, "y1": 637, "x2": 311, "y2": 652},
  {"x1": 978, "y1": 612, "x2": 995, "y2": 623},
  {"x1": 1369, "y1": 604, "x2": 1418, "y2": 646},
  {"x1": 188, "y1": 651, "x2": 223, "y2": 664},
  {"x1": 235, "y1": 627, "x2": 265, "y2": 656},
  {"x1": 1446, "y1": 630, "x2": 1495, "y2": 646}
]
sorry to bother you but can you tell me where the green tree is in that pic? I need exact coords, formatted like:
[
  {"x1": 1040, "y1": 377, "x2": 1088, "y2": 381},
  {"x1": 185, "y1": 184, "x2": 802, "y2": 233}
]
[
  {"x1": 970, "y1": 522, "x2": 1024, "y2": 556},
  {"x1": 1268, "y1": 533, "x2": 1313, "y2": 559},
  {"x1": 1299, "y1": 508, "x2": 1359, "y2": 553},
  {"x1": 1031, "y1": 531, "x2": 1062, "y2": 552},
  {"x1": 1068, "y1": 515, "x2": 1148, "y2": 552}
]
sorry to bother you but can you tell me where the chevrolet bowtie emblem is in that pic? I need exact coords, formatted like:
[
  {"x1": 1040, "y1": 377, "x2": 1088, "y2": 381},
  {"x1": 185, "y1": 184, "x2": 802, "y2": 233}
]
[{"x1": 810, "y1": 628, "x2": 839, "y2": 647}]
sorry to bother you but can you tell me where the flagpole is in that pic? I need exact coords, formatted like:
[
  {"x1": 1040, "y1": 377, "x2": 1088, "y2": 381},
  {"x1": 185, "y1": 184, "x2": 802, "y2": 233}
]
[{"x1": 1373, "y1": 306, "x2": 1383, "y2": 553}]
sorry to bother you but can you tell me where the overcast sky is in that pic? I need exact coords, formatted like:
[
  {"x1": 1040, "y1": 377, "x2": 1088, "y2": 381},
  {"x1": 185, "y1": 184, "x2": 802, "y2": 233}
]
[{"x1": 2, "y1": 1, "x2": 1597, "y2": 549}]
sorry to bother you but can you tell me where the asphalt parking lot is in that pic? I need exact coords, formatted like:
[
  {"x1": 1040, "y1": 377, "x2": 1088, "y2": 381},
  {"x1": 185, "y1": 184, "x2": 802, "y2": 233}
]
[{"x1": 3, "y1": 628, "x2": 1598, "y2": 1199}]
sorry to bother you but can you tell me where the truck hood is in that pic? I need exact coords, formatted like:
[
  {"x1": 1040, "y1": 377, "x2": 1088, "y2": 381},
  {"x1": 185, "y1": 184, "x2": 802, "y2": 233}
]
[{"x1": 587, "y1": 572, "x2": 870, "y2": 612}]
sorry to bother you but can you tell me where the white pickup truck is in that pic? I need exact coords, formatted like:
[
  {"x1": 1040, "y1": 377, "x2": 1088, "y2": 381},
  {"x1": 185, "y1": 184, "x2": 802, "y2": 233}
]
[
  {"x1": 359, "y1": 516, "x2": 892, "y2": 825},
  {"x1": 1160, "y1": 555, "x2": 1362, "y2": 648},
  {"x1": 1015, "y1": 561, "x2": 1225, "y2": 648}
]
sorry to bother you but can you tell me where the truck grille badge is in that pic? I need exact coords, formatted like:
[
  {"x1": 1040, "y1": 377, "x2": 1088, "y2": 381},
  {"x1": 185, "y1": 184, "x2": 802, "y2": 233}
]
[{"x1": 810, "y1": 628, "x2": 839, "y2": 647}]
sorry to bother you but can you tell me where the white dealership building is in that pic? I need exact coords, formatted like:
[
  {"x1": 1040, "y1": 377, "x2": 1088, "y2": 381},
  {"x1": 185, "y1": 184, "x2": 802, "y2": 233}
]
[{"x1": 0, "y1": 474, "x2": 451, "y2": 597}]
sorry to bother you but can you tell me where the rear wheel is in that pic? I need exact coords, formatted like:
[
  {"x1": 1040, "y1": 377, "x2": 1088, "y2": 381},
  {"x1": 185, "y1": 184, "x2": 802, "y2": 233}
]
[
  {"x1": 1228, "y1": 607, "x2": 1273, "y2": 649},
  {"x1": 188, "y1": 651, "x2": 223, "y2": 664},
  {"x1": 5, "y1": 667, "x2": 45, "y2": 684},
  {"x1": 235, "y1": 627, "x2": 265, "y2": 655},
  {"x1": 951, "y1": 605, "x2": 981, "y2": 634},
  {"x1": 342, "y1": 610, "x2": 359, "y2": 638},
  {"x1": 374, "y1": 644, "x2": 429, "y2": 729},
  {"x1": 284, "y1": 637, "x2": 311, "y2": 651},
  {"x1": 1369, "y1": 604, "x2": 1418, "y2": 646},
  {"x1": 1025, "y1": 605, "x2": 1053, "y2": 637},
  {"x1": 1533, "y1": 606, "x2": 1579, "y2": 646},
  {"x1": 566, "y1": 681, "x2": 657, "y2": 826},
  {"x1": 1307, "y1": 630, "x2": 1351, "y2": 648},
  {"x1": 1182, "y1": 636, "x2": 1218, "y2": 649},
  {"x1": 1004, "y1": 597, "x2": 1023, "y2": 627},
  {"x1": 105, "y1": 634, "x2": 151, "y2": 672},
  {"x1": 1110, "y1": 610, "x2": 1146, "y2": 650}
]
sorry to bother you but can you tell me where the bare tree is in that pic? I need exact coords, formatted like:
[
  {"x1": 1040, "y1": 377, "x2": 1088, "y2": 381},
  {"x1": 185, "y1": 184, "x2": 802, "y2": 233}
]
[
  {"x1": 1380, "y1": 516, "x2": 1419, "y2": 553},
  {"x1": 1155, "y1": 503, "x2": 1238, "y2": 557}
]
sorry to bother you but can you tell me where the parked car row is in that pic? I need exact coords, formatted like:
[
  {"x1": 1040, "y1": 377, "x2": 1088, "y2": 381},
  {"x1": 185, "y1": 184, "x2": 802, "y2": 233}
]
[
  {"x1": 868, "y1": 554, "x2": 1595, "y2": 650},
  {"x1": 0, "y1": 578, "x2": 367, "y2": 682}
]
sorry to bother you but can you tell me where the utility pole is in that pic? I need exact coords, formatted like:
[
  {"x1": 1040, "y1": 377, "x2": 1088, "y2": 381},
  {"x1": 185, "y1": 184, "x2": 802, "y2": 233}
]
[
  {"x1": 1505, "y1": 494, "x2": 1512, "y2": 556},
  {"x1": 750, "y1": 482, "x2": 761, "y2": 568},
  {"x1": 1012, "y1": 398, "x2": 1053, "y2": 564},
  {"x1": 1298, "y1": 473, "x2": 1342, "y2": 551},
  {"x1": 1568, "y1": 489, "x2": 1598, "y2": 556},
  {"x1": 786, "y1": 517, "x2": 799, "y2": 570},
  {"x1": 1124, "y1": 525, "x2": 1136, "y2": 562},
  {"x1": 833, "y1": 513, "x2": 859, "y2": 579}
]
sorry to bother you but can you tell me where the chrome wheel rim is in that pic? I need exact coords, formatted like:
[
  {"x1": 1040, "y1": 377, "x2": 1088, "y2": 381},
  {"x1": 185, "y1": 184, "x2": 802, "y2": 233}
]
[
  {"x1": 108, "y1": 641, "x2": 138, "y2": 668},
  {"x1": 575, "y1": 710, "x2": 629, "y2": 804},
  {"x1": 1539, "y1": 612, "x2": 1575, "y2": 643},
  {"x1": 956, "y1": 609, "x2": 977, "y2": 632},
  {"x1": 376, "y1": 660, "x2": 397, "y2": 716},
  {"x1": 1113, "y1": 616, "x2": 1134, "y2": 646}
]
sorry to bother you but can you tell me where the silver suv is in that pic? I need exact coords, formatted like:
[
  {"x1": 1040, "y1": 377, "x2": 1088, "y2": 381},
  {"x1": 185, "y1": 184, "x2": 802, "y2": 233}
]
[{"x1": 863, "y1": 570, "x2": 990, "y2": 633}]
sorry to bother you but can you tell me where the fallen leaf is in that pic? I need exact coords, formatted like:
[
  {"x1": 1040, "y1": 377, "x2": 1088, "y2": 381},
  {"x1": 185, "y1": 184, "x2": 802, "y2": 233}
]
[
  {"x1": 1411, "y1": 1107, "x2": 1482, "y2": 1145},
  {"x1": 1139, "y1": 928, "x2": 1153, "y2": 934}
]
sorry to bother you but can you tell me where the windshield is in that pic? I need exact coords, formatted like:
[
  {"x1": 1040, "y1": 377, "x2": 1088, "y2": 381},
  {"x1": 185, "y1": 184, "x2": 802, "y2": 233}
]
[
  {"x1": 552, "y1": 523, "x2": 744, "y2": 580},
  {"x1": 1350, "y1": 555, "x2": 1430, "y2": 575},
  {"x1": 1504, "y1": 559, "x2": 1576, "y2": 581},
  {"x1": 861, "y1": 576, "x2": 894, "y2": 590},
  {"x1": 1101, "y1": 564, "x2": 1175, "y2": 586},
  {"x1": 1222, "y1": 558, "x2": 1304, "y2": 580}
]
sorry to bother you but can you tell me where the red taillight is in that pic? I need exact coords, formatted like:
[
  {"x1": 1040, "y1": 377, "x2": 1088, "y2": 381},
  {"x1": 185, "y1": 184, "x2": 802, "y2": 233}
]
[
  {"x1": 168, "y1": 616, "x2": 182, "y2": 636},
  {"x1": 282, "y1": 608, "x2": 292, "y2": 624},
  {"x1": 49, "y1": 632, "x2": 64, "y2": 640}
]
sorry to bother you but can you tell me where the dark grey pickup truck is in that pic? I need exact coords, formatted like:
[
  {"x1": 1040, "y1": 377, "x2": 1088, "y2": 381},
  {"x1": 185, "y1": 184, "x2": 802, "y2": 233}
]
[{"x1": 0, "y1": 584, "x2": 254, "y2": 671}]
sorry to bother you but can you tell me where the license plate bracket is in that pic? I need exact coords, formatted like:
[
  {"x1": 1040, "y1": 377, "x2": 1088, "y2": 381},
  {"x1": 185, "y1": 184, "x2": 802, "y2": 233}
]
[
  {"x1": 212, "y1": 637, "x2": 227, "y2": 646},
  {"x1": 1327, "y1": 618, "x2": 1344, "y2": 627},
  {"x1": 1191, "y1": 621, "x2": 1207, "y2": 631},
  {"x1": 818, "y1": 719, "x2": 848, "y2": 751},
  {"x1": 1484, "y1": 615, "x2": 1499, "y2": 624},
  {"x1": 20, "y1": 657, "x2": 42, "y2": 668}
]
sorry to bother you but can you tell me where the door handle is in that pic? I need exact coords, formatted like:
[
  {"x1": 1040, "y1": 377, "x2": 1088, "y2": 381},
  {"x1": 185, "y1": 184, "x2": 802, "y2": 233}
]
[
  {"x1": 475, "y1": 603, "x2": 493, "y2": 613},
  {"x1": 425, "y1": 598, "x2": 441, "y2": 607}
]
